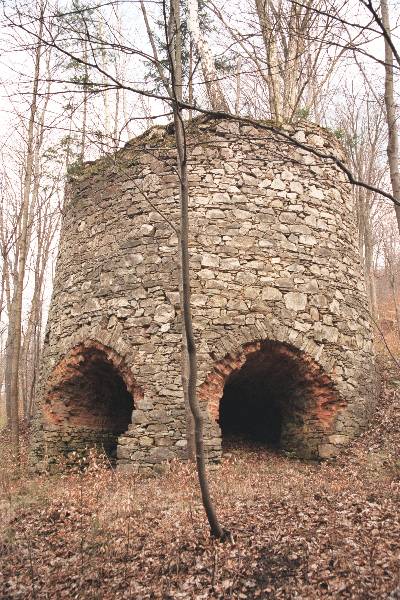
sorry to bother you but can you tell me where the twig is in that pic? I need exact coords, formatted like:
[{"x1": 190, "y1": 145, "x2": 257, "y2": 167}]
[
  {"x1": 371, "y1": 315, "x2": 400, "y2": 370},
  {"x1": 125, "y1": 178, "x2": 178, "y2": 234}
]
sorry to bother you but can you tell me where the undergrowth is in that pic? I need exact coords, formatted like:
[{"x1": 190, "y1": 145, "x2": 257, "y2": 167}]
[{"x1": 0, "y1": 365, "x2": 399, "y2": 599}]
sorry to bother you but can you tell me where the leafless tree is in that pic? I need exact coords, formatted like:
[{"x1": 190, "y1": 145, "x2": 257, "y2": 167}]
[
  {"x1": 379, "y1": 217, "x2": 400, "y2": 335},
  {"x1": 208, "y1": 0, "x2": 349, "y2": 122},
  {"x1": 4, "y1": 4, "x2": 46, "y2": 457},
  {"x1": 187, "y1": 0, "x2": 230, "y2": 111},
  {"x1": 380, "y1": 0, "x2": 400, "y2": 235},
  {"x1": 335, "y1": 91, "x2": 388, "y2": 316}
]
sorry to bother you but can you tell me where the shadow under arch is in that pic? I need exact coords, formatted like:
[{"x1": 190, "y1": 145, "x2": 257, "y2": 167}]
[
  {"x1": 43, "y1": 340, "x2": 141, "y2": 462},
  {"x1": 199, "y1": 339, "x2": 345, "y2": 459}
]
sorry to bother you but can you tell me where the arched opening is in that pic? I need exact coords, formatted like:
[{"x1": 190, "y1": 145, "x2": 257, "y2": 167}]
[
  {"x1": 44, "y1": 342, "x2": 137, "y2": 462},
  {"x1": 201, "y1": 340, "x2": 341, "y2": 458},
  {"x1": 219, "y1": 375, "x2": 283, "y2": 447}
]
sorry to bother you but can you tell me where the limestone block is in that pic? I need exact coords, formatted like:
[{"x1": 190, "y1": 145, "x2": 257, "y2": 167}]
[
  {"x1": 236, "y1": 272, "x2": 257, "y2": 284},
  {"x1": 299, "y1": 234, "x2": 317, "y2": 246},
  {"x1": 289, "y1": 181, "x2": 303, "y2": 194},
  {"x1": 206, "y1": 208, "x2": 225, "y2": 219},
  {"x1": 201, "y1": 254, "x2": 220, "y2": 268},
  {"x1": 198, "y1": 268, "x2": 215, "y2": 280},
  {"x1": 292, "y1": 130, "x2": 306, "y2": 143},
  {"x1": 271, "y1": 178, "x2": 286, "y2": 190},
  {"x1": 309, "y1": 186, "x2": 325, "y2": 200},
  {"x1": 154, "y1": 303, "x2": 175, "y2": 324},
  {"x1": 307, "y1": 134, "x2": 324, "y2": 147},
  {"x1": 128, "y1": 253, "x2": 144, "y2": 266},
  {"x1": 117, "y1": 445, "x2": 132, "y2": 459},
  {"x1": 140, "y1": 436, "x2": 154, "y2": 446},
  {"x1": 220, "y1": 258, "x2": 241, "y2": 270},
  {"x1": 140, "y1": 224, "x2": 155, "y2": 235},
  {"x1": 299, "y1": 280, "x2": 319, "y2": 293},
  {"x1": 284, "y1": 292, "x2": 307, "y2": 311},
  {"x1": 243, "y1": 287, "x2": 260, "y2": 300},
  {"x1": 148, "y1": 447, "x2": 175, "y2": 463},
  {"x1": 259, "y1": 286, "x2": 282, "y2": 301},
  {"x1": 175, "y1": 439, "x2": 187, "y2": 447},
  {"x1": 319, "y1": 325, "x2": 339, "y2": 343},
  {"x1": 191, "y1": 294, "x2": 208, "y2": 307}
]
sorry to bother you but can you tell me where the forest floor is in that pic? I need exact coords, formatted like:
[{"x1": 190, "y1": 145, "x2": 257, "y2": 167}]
[{"x1": 0, "y1": 363, "x2": 399, "y2": 599}]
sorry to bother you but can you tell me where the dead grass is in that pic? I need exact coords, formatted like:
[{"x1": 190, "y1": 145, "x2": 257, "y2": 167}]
[{"x1": 0, "y1": 369, "x2": 399, "y2": 599}]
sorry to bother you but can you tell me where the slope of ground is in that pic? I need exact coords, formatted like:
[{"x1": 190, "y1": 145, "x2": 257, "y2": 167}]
[{"x1": 0, "y1": 365, "x2": 399, "y2": 599}]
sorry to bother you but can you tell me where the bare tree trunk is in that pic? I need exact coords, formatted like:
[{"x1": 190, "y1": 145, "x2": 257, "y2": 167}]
[
  {"x1": 0, "y1": 243, "x2": 8, "y2": 427},
  {"x1": 381, "y1": 0, "x2": 400, "y2": 235},
  {"x1": 115, "y1": 5, "x2": 133, "y2": 140},
  {"x1": 255, "y1": 0, "x2": 282, "y2": 120},
  {"x1": 5, "y1": 6, "x2": 44, "y2": 457},
  {"x1": 181, "y1": 321, "x2": 195, "y2": 460},
  {"x1": 173, "y1": 108, "x2": 230, "y2": 540},
  {"x1": 384, "y1": 242, "x2": 400, "y2": 337},
  {"x1": 140, "y1": 0, "x2": 172, "y2": 96},
  {"x1": 188, "y1": 40, "x2": 194, "y2": 120},
  {"x1": 235, "y1": 56, "x2": 242, "y2": 114},
  {"x1": 170, "y1": 0, "x2": 194, "y2": 459},
  {"x1": 99, "y1": 19, "x2": 111, "y2": 141},
  {"x1": 113, "y1": 86, "x2": 120, "y2": 149},
  {"x1": 390, "y1": 270, "x2": 400, "y2": 337},
  {"x1": 167, "y1": 0, "x2": 230, "y2": 541},
  {"x1": 80, "y1": 38, "x2": 88, "y2": 162},
  {"x1": 187, "y1": 0, "x2": 229, "y2": 112},
  {"x1": 3, "y1": 254, "x2": 13, "y2": 427},
  {"x1": 20, "y1": 225, "x2": 45, "y2": 420},
  {"x1": 171, "y1": 0, "x2": 182, "y2": 103},
  {"x1": 357, "y1": 189, "x2": 378, "y2": 319},
  {"x1": 122, "y1": 86, "x2": 132, "y2": 139},
  {"x1": 19, "y1": 47, "x2": 54, "y2": 422}
]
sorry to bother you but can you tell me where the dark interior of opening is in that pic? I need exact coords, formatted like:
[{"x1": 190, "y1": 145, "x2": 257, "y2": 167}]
[
  {"x1": 220, "y1": 379, "x2": 283, "y2": 446},
  {"x1": 47, "y1": 349, "x2": 134, "y2": 461},
  {"x1": 218, "y1": 341, "x2": 313, "y2": 450}
]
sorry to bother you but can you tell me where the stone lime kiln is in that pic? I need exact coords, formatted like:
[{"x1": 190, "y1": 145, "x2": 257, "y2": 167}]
[{"x1": 32, "y1": 117, "x2": 377, "y2": 472}]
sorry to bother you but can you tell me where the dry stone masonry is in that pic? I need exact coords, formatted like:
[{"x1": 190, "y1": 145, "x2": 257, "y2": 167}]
[{"x1": 32, "y1": 117, "x2": 377, "y2": 472}]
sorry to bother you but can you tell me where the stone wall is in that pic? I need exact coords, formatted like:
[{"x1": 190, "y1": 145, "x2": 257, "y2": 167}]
[{"x1": 32, "y1": 117, "x2": 377, "y2": 472}]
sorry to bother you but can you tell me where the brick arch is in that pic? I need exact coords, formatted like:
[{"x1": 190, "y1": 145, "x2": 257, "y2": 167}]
[
  {"x1": 43, "y1": 339, "x2": 143, "y2": 460},
  {"x1": 48, "y1": 324, "x2": 133, "y2": 374},
  {"x1": 199, "y1": 339, "x2": 346, "y2": 459},
  {"x1": 207, "y1": 322, "x2": 334, "y2": 377}
]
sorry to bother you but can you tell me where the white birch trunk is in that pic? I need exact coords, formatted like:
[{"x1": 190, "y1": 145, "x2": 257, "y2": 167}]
[{"x1": 187, "y1": 0, "x2": 229, "y2": 112}]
